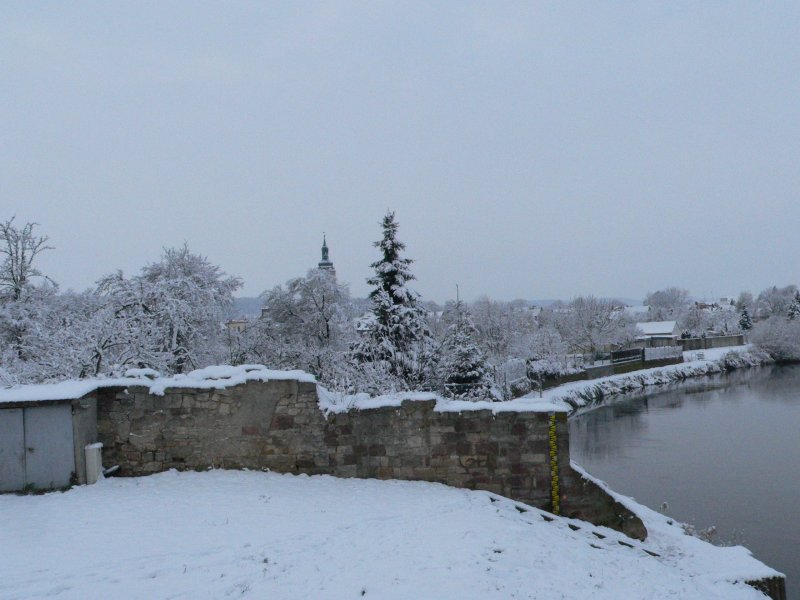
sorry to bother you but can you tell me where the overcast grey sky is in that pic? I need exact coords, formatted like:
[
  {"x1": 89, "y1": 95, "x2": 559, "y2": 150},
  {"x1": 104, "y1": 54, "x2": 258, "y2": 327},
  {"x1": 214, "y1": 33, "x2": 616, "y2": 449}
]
[{"x1": 3, "y1": 2, "x2": 799, "y2": 302}]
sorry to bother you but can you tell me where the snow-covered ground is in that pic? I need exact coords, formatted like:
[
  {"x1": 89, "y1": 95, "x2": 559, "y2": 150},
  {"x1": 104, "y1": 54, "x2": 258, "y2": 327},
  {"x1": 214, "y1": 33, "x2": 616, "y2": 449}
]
[{"x1": 0, "y1": 470, "x2": 778, "y2": 600}]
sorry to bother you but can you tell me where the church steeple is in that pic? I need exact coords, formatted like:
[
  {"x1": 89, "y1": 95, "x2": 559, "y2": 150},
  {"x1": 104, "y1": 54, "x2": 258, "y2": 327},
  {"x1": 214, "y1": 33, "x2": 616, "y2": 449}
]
[{"x1": 318, "y1": 233, "x2": 335, "y2": 275}]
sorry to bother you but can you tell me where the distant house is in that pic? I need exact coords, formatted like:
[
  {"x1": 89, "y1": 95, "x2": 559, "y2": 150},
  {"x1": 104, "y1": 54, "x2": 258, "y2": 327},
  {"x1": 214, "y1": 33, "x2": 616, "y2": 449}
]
[
  {"x1": 695, "y1": 300, "x2": 736, "y2": 314},
  {"x1": 225, "y1": 319, "x2": 249, "y2": 334},
  {"x1": 635, "y1": 321, "x2": 680, "y2": 342}
]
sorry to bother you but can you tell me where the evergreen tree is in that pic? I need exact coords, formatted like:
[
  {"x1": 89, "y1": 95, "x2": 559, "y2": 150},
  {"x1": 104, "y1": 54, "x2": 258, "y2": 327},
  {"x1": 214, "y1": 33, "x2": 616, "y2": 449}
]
[
  {"x1": 788, "y1": 292, "x2": 800, "y2": 320},
  {"x1": 739, "y1": 307, "x2": 753, "y2": 331},
  {"x1": 441, "y1": 299, "x2": 493, "y2": 400},
  {"x1": 353, "y1": 211, "x2": 435, "y2": 389}
]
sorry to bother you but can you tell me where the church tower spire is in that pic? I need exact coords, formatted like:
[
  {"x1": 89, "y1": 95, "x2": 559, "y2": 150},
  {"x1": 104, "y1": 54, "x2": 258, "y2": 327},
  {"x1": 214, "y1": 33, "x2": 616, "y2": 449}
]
[{"x1": 318, "y1": 233, "x2": 335, "y2": 276}]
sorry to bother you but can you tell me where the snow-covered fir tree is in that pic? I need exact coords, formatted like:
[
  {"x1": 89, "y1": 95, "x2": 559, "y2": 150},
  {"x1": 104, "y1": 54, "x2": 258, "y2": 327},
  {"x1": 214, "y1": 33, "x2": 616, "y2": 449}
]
[
  {"x1": 739, "y1": 307, "x2": 753, "y2": 331},
  {"x1": 441, "y1": 298, "x2": 493, "y2": 400},
  {"x1": 352, "y1": 211, "x2": 436, "y2": 390},
  {"x1": 788, "y1": 291, "x2": 800, "y2": 320}
]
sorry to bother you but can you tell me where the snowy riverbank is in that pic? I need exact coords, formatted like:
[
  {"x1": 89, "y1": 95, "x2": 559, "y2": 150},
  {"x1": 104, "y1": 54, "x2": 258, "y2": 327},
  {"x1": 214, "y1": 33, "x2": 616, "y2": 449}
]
[
  {"x1": 0, "y1": 469, "x2": 779, "y2": 600},
  {"x1": 319, "y1": 345, "x2": 771, "y2": 416},
  {"x1": 533, "y1": 345, "x2": 772, "y2": 414}
]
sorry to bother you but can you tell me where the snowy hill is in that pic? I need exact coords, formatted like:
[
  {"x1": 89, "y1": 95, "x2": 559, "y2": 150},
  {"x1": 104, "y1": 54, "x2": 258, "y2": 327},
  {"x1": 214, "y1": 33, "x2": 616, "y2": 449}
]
[{"x1": 0, "y1": 470, "x2": 776, "y2": 599}]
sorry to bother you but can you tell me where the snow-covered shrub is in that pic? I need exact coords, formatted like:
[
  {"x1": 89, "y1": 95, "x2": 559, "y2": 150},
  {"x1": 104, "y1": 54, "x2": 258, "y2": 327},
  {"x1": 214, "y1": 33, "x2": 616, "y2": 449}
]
[
  {"x1": 750, "y1": 317, "x2": 800, "y2": 361},
  {"x1": 526, "y1": 356, "x2": 583, "y2": 379}
]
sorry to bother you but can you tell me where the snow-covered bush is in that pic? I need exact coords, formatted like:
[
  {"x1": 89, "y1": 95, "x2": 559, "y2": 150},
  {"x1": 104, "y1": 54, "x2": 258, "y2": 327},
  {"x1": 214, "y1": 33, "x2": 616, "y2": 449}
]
[
  {"x1": 750, "y1": 317, "x2": 800, "y2": 361},
  {"x1": 526, "y1": 357, "x2": 583, "y2": 379}
]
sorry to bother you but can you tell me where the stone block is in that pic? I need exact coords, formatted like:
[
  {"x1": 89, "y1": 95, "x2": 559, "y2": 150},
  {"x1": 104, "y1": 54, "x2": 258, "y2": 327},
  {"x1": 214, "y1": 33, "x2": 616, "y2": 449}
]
[
  {"x1": 271, "y1": 415, "x2": 295, "y2": 430},
  {"x1": 474, "y1": 441, "x2": 499, "y2": 455},
  {"x1": 337, "y1": 465, "x2": 357, "y2": 478},
  {"x1": 443, "y1": 431, "x2": 466, "y2": 443},
  {"x1": 431, "y1": 444, "x2": 450, "y2": 457},
  {"x1": 136, "y1": 395, "x2": 156, "y2": 410},
  {"x1": 405, "y1": 436, "x2": 424, "y2": 449},
  {"x1": 295, "y1": 457, "x2": 316, "y2": 469},
  {"x1": 511, "y1": 422, "x2": 528, "y2": 435},
  {"x1": 475, "y1": 482, "x2": 504, "y2": 495},
  {"x1": 400, "y1": 398, "x2": 436, "y2": 413},
  {"x1": 352, "y1": 444, "x2": 367, "y2": 456},
  {"x1": 521, "y1": 453, "x2": 546, "y2": 464},
  {"x1": 368, "y1": 444, "x2": 386, "y2": 456},
  {"x1": 455, "y1": 442, "x2": 472, "y2": 455}
]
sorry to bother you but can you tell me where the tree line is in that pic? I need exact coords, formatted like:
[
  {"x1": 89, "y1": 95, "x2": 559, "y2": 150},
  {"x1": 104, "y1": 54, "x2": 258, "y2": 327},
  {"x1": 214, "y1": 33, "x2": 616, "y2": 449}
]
[{"x1": 2, "y1": 214, "x2": 798, "y2": 394}]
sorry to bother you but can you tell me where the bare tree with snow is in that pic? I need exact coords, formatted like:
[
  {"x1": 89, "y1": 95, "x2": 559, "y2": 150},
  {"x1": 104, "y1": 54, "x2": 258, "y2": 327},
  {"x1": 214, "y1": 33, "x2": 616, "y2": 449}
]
[
  {"x1": 258, "y1": 268, "x2": 356, "y2": 381},
  {"x1": 558, "y1": 296, "x2": 634, "y2": 354},
  {"x1": 97, "y1": 244, "x2": 242, "y2": 374},
  {"x1": 0, "y1": 217, "x2": 54, "y2": 301},
  {"x1": 755, "y1": 285, "x2": 798, "y2": 320},
  {"x1": 644, "y1": 287, "x2": 690, "y2": 322}
]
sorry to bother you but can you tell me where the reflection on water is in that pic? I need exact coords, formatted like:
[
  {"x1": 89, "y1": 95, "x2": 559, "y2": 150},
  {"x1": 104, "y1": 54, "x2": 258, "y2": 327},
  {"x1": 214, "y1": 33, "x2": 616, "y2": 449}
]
[{"x1": 570, "y1": 365, "x2": 800, "y2": 598}]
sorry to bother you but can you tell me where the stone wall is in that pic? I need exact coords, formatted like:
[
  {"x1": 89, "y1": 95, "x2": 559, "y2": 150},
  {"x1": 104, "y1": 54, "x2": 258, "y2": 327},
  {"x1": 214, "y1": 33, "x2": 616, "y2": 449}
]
[
  {"x1": 96, "y1": 379, "x2": 644, "y2": 539},
  {"x1": 681, "y1": 334, "x2": 745, "y2": 351}
]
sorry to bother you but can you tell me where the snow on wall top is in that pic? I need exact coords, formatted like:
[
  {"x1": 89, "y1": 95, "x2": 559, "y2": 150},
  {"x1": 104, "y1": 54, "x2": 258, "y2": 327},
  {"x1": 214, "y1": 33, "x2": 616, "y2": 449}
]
[
  {"x1": 317, "y1": 388, "x2": 570, "y2": 415},
  {"x1": 0, "y1": 365, "x2": 316, "y2": 405}
]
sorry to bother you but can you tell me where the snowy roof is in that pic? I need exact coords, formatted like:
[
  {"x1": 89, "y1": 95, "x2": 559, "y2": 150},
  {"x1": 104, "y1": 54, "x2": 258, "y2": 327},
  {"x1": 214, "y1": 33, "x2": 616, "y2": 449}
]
[
  {"x1": 636, "y1": 321, "x2": 678, "y2": 337},
  {"x1": 0, "y1": 365, "x2": 316, "y2": 405}
]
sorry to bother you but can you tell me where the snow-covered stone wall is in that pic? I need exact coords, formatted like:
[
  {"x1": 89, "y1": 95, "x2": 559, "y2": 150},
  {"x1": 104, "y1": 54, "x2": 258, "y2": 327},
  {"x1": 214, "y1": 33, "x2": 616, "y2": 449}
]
[{"x1": 94, "y1": 378, "x2": 644, "y2": 538}]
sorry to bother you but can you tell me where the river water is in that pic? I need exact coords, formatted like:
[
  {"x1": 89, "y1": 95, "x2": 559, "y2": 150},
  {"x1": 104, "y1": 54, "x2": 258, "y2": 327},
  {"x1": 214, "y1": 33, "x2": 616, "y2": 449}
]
[{"x1": 569, "y1": 365, "x2": 800, "y2": 598}]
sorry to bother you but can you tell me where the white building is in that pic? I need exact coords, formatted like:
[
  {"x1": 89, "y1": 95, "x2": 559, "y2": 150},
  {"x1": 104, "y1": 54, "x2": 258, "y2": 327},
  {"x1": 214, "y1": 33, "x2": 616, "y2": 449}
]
[{"x1": 635, "y1": 320, "x2": 680, "y2": 341}]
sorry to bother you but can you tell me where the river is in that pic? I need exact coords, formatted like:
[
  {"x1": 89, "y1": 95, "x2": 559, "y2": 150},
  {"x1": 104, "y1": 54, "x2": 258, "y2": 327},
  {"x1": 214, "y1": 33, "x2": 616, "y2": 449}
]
[{"x1": 569, "y1": 365, "x2": 800, "y2": 599}]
